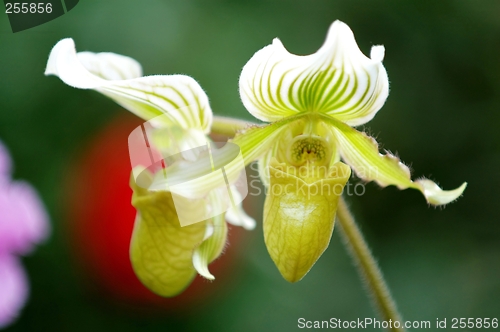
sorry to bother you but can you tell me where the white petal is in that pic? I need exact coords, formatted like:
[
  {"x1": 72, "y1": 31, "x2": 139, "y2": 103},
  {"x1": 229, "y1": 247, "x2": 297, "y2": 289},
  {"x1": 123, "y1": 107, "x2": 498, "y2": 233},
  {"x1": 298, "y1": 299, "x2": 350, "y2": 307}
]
[
  {"x1": 192, "y1": 209, "x2": 228, "y2": 280},
  {"x1": 239, "y1": 20, "x2": 388, "y2": 126},
  {"x1": 370, "y1": 45, "x2": 385, "y2": 63},
  {"x1": 45, "y1": 38, "x2": 212, "y2": 133},
  {"x1": 225, "y1": 185, "x2": 256, "y2": 230},
  {"x1": 76, "y1": 52, "x2": 143, "y2": 80},
  {"x1": 416, "y1": 179, "x2": 468, "y2": 206}
]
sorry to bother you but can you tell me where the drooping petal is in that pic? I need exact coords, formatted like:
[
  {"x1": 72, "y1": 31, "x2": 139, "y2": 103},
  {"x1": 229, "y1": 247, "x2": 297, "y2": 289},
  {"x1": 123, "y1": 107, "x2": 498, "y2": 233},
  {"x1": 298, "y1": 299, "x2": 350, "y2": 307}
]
[
  {"x1": 129, "y1": 171, "x2": 207, "y2": 297},
  {"x1": 239, "y1": 20, "x2": 388, "y2": 126},
  {"x1": 326, "y1": 117, "x2": 467, "y2": 205},
  {"x1": 416, "y1": 179, "x2": 468, "y2": 206},
  {"x1": 192, "y1": 211, "x2": 228, "y2": 280},
  {"x1": 0, "y1": 255, "x2": 28, "y2": 329},
  {"x1": 45, "y1": 38, "x2": 212, "y2": 133},
  {"x1": 264, "y1": 160, "x2": 351, "y2": 282},
  {"x1": 224, "y1": 185, "x2": 256, "y2": 230}
]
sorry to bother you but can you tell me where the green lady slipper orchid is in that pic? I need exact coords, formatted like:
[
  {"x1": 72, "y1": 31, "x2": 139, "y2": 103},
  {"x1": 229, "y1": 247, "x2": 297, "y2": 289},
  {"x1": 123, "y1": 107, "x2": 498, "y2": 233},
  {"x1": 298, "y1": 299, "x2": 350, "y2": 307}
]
[
  {"x1": 233, "y1": 20, "x2": 467, "y2": 282},
  {"x1": 45, "y1": 39, "x2": 255, "y2": 296}
]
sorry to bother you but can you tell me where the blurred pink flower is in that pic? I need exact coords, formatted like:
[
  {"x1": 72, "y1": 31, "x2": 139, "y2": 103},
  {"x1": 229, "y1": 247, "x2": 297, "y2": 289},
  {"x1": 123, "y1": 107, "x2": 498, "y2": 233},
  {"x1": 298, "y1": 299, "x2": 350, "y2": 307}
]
[{"x1": 0, "y1": 140, "x2": 49, "y2": 329}]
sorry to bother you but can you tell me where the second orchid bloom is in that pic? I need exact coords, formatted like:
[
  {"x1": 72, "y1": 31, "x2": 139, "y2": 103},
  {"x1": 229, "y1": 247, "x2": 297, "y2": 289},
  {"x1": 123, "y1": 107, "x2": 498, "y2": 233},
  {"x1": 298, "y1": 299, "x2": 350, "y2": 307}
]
[
  {"x1": 45, "y1": 39, "x2": 255, "y2": 296},
  {"x1": 233, "y1": 20, "x2": 466, "y2": 282}
]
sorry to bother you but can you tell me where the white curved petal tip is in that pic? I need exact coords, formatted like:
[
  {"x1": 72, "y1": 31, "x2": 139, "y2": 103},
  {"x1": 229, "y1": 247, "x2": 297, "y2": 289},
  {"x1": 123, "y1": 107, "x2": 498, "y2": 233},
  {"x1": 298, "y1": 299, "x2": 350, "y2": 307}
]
[
  {"x1": 45, "y1": 38, "x2": 144, "y2": 85},
  {"x1": 45, "y1": 38, "x2": 74, "y2": 76},
  {"x1": 225, "y1": 205, "x2": 256, "y2": 230},
  {"x1": 192, "y1": 251, "x2": 215, "y2": 280},
  {"x1": 326, "y1": 20, "x2": 354, "y2": 39},
  {"x1": 44, "y1": 38, "x2": 106, "y2": 89},
  {"x1": 192, "y1": 223, "x2": 216, "y2": 280},
  {"x1": 370, "y1": 45, "x2": 385, "y2": 62},
  {"x1": 225, "y1": 188, "x2": 256, "y2": 230},
  {"x1": 272, "y1": 38, "x2": 283, "y2": 47},
  {"x1": 417, "y1": 180, "x2": 467, "y2": 206},
  {"x1": 192, "y1": 215, "x2": 227, "y2": 280}
]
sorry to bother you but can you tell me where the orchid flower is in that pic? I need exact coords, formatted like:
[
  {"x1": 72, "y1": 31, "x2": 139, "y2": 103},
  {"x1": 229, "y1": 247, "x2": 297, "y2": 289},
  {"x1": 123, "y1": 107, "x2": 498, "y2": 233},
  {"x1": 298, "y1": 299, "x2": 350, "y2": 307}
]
[
  {"x1": 0, "y1": 141, "x2": 49, "y2": 328},
  {"x1": 45, "y1": 39, "x2": 255, "y2": 297},
  {"x1": 233, "y1": 20, "x2": 467, "y2": 283}
]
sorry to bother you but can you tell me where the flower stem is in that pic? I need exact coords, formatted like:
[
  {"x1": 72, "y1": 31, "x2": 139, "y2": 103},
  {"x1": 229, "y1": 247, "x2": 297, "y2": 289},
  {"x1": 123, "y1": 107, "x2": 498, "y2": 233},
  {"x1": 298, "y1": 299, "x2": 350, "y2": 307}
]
[
  {"x1": 211, "y1": 115, "x2": 259, "y2": 136},
  {"x1": 211, "y1": 116, "x2": 406, "y2": 331},
  {"x1": 336, "y1": 197, "x2": 406, "y2": 332}
]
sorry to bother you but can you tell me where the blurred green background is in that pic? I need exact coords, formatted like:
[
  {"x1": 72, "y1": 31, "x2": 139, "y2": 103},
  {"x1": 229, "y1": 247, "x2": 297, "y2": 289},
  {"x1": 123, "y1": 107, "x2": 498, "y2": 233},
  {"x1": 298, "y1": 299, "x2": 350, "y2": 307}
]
[{"x1": 1, "y1": 0, "x2": 499, "y2": 331}]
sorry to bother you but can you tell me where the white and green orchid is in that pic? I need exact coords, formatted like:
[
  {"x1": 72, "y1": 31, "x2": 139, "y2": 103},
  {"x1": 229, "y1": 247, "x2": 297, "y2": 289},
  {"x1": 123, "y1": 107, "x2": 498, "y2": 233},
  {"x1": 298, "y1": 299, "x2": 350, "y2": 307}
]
[
  {"x1": 45, "y1": 39, "x2": 255, "y2": 297},
  {"x1": 233, "y1": 20, "x2": 467, "y2": 282}
]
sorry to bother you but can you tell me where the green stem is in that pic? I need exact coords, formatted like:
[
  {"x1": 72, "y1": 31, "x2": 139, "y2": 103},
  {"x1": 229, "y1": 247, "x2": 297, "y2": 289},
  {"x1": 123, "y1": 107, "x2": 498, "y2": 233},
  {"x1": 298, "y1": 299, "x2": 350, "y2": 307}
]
[
  {"x1": 211, "y1": 116, "x2": 406, "y2": 332},
  {"x1": 212, "y1": 115, "x2": 259, "y2": 136},
  {"x1": 337, "y1": 198, "x2": 406, "y2": 332}
]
